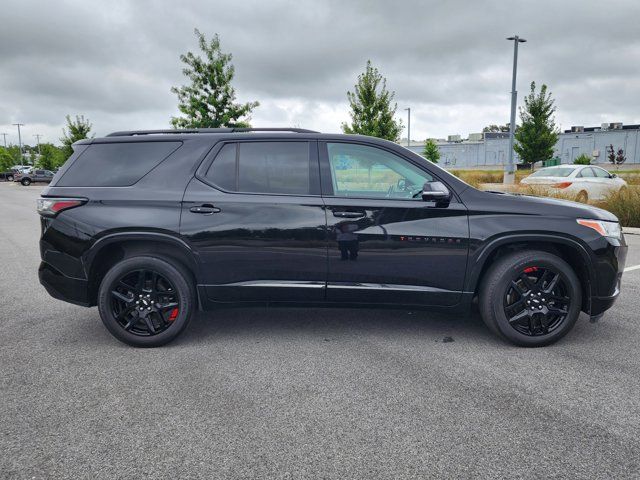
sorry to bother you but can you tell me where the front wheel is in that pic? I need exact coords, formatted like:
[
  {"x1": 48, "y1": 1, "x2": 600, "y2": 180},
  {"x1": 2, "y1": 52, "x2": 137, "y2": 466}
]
[
  {"x1": 97, "y1": 256, "x2": 195, "y2": 347},
  {"x1": 21, "y1": 178, "x2": 31, "y2": 186},
  {"x1": 479, "y1": 250, "x2": 582, "y2": 347}
]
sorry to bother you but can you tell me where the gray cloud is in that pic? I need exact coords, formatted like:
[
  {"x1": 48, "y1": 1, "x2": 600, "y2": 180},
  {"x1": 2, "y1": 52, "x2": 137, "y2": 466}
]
[{"x1": 1, "y1": 0, "x2": 639, "y2": 146}]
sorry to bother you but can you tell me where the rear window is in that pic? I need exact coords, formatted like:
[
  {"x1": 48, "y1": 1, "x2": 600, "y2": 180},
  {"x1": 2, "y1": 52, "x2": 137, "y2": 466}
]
[
  {"x1": 57, "y1": 142, "x2": 182, "y2": 187},
  {"x1": 530, "y1": 167, "x2": 576, "y2": 178}
]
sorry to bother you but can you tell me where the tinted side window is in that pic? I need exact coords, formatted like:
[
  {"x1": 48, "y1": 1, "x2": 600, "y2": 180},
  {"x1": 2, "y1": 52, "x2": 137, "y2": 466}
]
[
  {"x1": 205, "y1": 142, "x2": 313, "y2": 195},
  {"x1": 58, "y1": 142, "x2": 181, "y2": 187},
  {"x1": 205, "y1": 143, "x2": 236, "y2": 191},
  {"x1": 578, "y1": 168, "x2": 595, "y2": 178},
  {"x1": 326, "y1": 143, "x2": 433, "y2": 199}
]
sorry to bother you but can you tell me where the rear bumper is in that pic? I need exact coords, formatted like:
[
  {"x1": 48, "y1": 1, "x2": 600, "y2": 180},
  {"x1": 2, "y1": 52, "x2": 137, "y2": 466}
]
[{"x1": 39, "y1": 261, "x2": 90, "y2": 307}]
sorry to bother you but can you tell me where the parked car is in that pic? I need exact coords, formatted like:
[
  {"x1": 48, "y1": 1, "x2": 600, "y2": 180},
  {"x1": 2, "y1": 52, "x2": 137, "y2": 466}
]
[
  {"x1": 14, "y1": 168, "x2": 55, "y2": 186},
  {"x1": 38, "y1": 128, "x2": 627, "y2": 348},
  {"x1": 520, "y1": 165, "x2": 627, "y2": 202},
  {"x1": 1, "y1": 165, "x2": 31, "y2": 182}
]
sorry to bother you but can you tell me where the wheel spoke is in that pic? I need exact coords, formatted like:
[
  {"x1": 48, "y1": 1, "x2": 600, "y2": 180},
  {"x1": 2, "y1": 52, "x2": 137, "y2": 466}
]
[
  {"x1": 548, "y1": 294, "x2": 570, "y2": 304},
  {"x1": 123, "y1": 316, "x2": 140, "y2": 331},
  {"x1": 518, "y1": 274, "x2": 536, "y2": 292},
  {"x1": 111, "y1": 290, "x2": 133, "y2": 304},
  {"x1": 505, "y1": 298, "x2": 526, "y2": 317},
  {"x1": 157, "y1": 301, "x2": 178, "y2": 311},
  {"x1": 142, "y1": 315, "x2": 157, "y2": 334},
  {"x1": 538, "y1": 270, "x2": 552, "y2": 288},
  {"x1": 150, "y1": 271, "x2": 158, "y2": 294},
  {"x1": 136, "y1": 270, "x2": 146, "y2": 291},
  {"x1": 547, "y1": 306, "x2": 568, "y2": 316},
  {"x1": 543, "y1": 273, "x2": 560, "y2": 293},
  {"x1": 508, "y1": 309, "x2": 529, "y2": 325},
  {"x1": 511, "y1": 280, "x2": 527, "y2": 296}
]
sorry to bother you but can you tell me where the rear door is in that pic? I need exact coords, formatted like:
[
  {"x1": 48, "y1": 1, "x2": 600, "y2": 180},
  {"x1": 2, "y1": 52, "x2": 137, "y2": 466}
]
[
  {"x1": 180, "y1": 139, "x2": 327, "y2": 303},
  {"x1": 319, "y1": 141, "x2": 469, "y2": 307}
]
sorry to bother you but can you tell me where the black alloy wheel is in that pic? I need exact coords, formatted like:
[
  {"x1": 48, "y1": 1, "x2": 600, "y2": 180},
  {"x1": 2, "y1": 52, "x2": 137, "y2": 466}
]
[
  {"x1": 98, "y1": 256, "x2": 195, "y2": 347},
  {"x1": 479, "y1": 250, "x2": 582, "y2": 347},
  {"x1": 503, "y1": 266, "x2": 571, "y2": 336},
  {"x1": 110, "y1": 269, "x2": 180, "y2": 336}
]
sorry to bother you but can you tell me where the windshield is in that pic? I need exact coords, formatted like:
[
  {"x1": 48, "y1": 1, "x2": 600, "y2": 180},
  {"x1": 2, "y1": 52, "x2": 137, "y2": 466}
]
[{"x1": 530, "y1": 167, "x2": 575, "y2": 178}]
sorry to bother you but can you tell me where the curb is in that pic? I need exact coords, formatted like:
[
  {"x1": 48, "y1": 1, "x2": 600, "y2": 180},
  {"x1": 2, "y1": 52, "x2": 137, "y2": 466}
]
[{"x1": 623, "y1": 227, "x2": 640, "y2": 236}]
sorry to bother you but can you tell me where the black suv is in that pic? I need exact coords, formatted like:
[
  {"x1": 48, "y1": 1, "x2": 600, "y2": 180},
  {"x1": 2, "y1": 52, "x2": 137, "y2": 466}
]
[{"x1": 37, "y1": 128, "x2": 627, "y2": 347}]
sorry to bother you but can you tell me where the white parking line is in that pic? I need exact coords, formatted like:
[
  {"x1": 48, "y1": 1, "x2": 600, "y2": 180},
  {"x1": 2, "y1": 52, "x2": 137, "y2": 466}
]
[{"x1": 625, "y1": 264, "x2": 640, "y2": 273}]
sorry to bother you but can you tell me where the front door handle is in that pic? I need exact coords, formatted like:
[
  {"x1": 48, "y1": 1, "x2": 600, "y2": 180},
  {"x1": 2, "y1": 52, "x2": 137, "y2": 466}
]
[
  {"x1": 333, "y1": 211, "x2": 364, "y2": 218},
  {"x1": 189, "y1": 204, "x2": 221, "y2": 215}
]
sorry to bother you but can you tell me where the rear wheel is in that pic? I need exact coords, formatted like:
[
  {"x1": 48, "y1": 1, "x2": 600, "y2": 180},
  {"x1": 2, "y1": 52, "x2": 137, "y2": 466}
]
[
  {"x1": 576, "y1": 190, "x2": 588, "y2": 203},
  {"x1": 21, "y1": 178, "x2": 31, "y2": 186},
  {"x1": 479, "y1": 250, "x2": 582, "y2": 347},
  {"x1": 7, "y1": 175, "x2": 14, "y2": 182},
  {"x1": 97, "y1": 256, "x2": 195, "y2": 347}
]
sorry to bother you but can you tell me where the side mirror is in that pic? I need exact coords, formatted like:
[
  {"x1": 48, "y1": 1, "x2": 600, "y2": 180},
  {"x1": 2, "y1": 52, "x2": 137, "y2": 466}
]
[
  {"x1": 421, "y1": 181, "x2": 451, "y2": 205},
  {"x1": 611, "y1": 173, "x2": 617, "y2": 178}
]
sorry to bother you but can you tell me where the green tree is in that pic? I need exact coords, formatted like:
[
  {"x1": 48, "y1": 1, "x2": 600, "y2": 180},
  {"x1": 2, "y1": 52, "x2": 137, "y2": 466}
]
[
  {"x1": 0, "y1": 147, "x2": 14, "y2": 171},
  {"x1": 422, "y1": 139, "x2": 440, "y2": 163},
  {"x1": 37, "y1": 143, "x2": 66, "y2": 170},
  {"x1": 514, "y1": 82, "x2": 559, "y2": 167},
  {"x1": 341, "y1": 60, "x2": 402, "y2": 142},
  {"x1": 61, "y1": 115, "x2": 93, "y2": 161},
  {"x1": 171, "y1": 29, "x2": 259, "y2": 129},
  {"x1": 482, "y1": 124, "x2": 510, "y2": 133}
]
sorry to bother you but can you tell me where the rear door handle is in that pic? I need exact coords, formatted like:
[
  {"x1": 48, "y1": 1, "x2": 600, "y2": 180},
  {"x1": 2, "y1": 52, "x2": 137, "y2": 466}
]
[
  {"x1": 189, "y1": 204, "x2": 221, "y2": 215},
  {"x1": 333, "y1": 211, "x2": 364, "y2": 218}
]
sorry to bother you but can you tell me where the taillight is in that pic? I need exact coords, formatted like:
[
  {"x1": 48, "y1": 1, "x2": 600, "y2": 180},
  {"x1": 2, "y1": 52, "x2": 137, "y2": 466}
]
[
  {"x1": 37, "y1": 197, "x2": 87, "y2": 217},
  {"x1": 553, "y1": 182, "x2": 573, "y2": 189}
]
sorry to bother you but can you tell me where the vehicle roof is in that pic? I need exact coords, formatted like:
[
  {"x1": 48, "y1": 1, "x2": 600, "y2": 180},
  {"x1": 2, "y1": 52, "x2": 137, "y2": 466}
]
[{"x1": 73, "y1": 130, "x2": 407, "y2": 148}]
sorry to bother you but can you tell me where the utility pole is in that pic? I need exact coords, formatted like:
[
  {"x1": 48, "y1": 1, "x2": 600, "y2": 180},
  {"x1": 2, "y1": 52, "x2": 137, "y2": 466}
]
[
  {"x1": 12, "y1": 123, "x2": 25, "y2": 163},
  {"x1": 34, "y1": 134, "x2": 43, "y2": 155},
  {"x1": 505, "y1": 35, "x2": 526, "y2": 184},
  {"x1": 1, "y1": 133, "x2": 7, "y2": 148},
  {"x1": 404, "y1": 107, "x2": 411, "y2": 147}
]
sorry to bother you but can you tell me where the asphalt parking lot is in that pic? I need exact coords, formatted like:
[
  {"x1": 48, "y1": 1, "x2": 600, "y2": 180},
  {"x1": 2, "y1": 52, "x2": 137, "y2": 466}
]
[{"x1": 1, "y1": 181, "x2": 640, "y2": 479}]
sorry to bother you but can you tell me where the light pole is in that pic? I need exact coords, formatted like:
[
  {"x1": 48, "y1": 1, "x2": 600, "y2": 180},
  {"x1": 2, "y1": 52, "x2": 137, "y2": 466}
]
[
  {"x1": 34, "y1": 134, "x2": 43, "y2": 155},
  {"x1": 404, "y1": 107, "x2": 411, "y2": 147},
  {"x1": 505, "y1": 35, "x2": 526, "y2": 184},
  {"x1": 12, "y1": 123, "x2": 25, "y2": 163},
  {"x1": 1, "y1": 133, "x2": 7, "y2": 148}
]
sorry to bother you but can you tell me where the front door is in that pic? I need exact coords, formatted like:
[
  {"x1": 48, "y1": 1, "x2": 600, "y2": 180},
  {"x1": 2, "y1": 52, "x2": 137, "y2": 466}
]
[
  {"x1": 180, "y1": 140, "x2": 327, "y2": 303},
  {"x1": 320, "y1": 141, "x2": 469, "y2": 306}
]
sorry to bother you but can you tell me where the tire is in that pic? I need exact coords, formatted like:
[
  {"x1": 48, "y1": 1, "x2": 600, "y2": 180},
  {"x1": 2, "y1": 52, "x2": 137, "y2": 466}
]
[
  {"x1": 21, "y1": 178, "x2": 31, "y2": 186},
  {"x1": 97, "y1": 256, "x2": 196, "y2": 347},
  {"x1": 7, "y1": 175, "x2": 13, "y2": 182},
  {"x1": 479, "y1": 250, "x2": 582, "y2": 347},
  {"x1": 576, "y1": 190, "x2": 588, "y2": 203}
]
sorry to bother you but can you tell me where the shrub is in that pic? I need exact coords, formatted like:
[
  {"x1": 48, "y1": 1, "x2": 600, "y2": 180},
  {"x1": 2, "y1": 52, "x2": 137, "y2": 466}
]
[
  {"x1": 573, "y1": 154, "x2": 591, "y2": 165},
  {"x1": 450, "y1": 170, "x2": 503, "y2": 188},
  {"x1": 595, "y1": 188, "x2": 640, "y2": 228}
]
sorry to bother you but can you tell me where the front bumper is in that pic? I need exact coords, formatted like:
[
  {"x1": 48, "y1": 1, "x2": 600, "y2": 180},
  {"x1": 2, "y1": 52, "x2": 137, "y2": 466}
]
[{"x1": 39, "y1": 261, "x2": 90, "y2": 307}]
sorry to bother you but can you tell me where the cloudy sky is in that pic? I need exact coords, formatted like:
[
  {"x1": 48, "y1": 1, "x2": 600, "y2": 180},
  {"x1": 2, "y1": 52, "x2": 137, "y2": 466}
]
[{"x1": 1, "y1": 0, "x2": 639, "y2": 146}]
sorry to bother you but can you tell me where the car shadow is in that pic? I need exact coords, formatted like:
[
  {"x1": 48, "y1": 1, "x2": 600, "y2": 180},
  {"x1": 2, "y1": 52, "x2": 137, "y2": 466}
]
[{"x1": 171, "y1": 305, "x2": 499, "y2": 347}]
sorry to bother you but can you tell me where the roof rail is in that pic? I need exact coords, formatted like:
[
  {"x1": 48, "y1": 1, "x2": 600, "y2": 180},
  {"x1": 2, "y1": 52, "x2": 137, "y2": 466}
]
[{"x1": 106, "y1": 127, "x2": 319, "y2": 137}]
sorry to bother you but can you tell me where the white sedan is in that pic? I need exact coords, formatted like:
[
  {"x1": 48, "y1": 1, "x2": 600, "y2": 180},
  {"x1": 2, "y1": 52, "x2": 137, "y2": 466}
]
[{"x1": 520, "y1": 165, "x2": 627, "y2": 202}]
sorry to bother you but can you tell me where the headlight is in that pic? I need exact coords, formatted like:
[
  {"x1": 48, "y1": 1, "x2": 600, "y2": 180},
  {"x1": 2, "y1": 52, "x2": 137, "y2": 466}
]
[{"x1": 577, "y1": 219, "x2": 622, "y2": 240}]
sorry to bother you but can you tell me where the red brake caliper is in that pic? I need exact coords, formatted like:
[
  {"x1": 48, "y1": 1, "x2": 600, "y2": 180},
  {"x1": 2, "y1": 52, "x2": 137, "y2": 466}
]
[
  {"x1": 168, "y1": 308, "x2": 179, "y2": 321},
  {"x1": 523, "y1": 267, "x2": 538, "y2": 274}
]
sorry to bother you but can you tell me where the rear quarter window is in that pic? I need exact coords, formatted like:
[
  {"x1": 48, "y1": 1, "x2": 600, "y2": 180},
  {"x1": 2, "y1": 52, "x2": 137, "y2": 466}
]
[{"x1": 57, "y1": 142, "x2": 182, "y2": 187}]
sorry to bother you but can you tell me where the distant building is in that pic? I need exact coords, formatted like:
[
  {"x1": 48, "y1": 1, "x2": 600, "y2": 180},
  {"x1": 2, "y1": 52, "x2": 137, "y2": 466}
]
[{"x1": 404, "y1": 123, "x2": 640, "y2": 168}]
